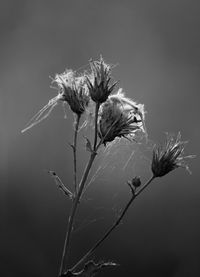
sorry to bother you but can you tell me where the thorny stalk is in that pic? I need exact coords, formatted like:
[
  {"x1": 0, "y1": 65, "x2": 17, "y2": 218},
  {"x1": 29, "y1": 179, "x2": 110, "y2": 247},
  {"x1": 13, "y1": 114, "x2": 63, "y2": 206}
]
[
  {"x1": 59, "y1": 103, "x2": 100, "y2": 276},
  {"x1": 70, "y1": 176, "x2": 155, "y2": 272},
  {"x1": 72, "y1": 114, "x2": 81, "y2": 194}
]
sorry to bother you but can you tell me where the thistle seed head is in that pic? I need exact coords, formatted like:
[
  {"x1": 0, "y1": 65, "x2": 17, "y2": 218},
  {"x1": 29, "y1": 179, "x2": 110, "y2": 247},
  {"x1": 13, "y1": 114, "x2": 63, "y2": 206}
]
[
  {"x1": 54, "y1": 70, "x2": 90, "y2": 115},
  {"x1": 86, "y1": 56, "x2": 117, "y2": 104},
  {"x1": 151, "y1": 133, "x2": 195, "y2": 177},
  {"x1": 98, "y1": 90, "x2": 146, "y2": 145}
]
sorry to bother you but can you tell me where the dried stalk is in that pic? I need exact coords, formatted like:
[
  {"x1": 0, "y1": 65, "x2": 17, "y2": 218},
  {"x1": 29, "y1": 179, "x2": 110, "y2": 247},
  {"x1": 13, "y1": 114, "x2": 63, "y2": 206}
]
[
  {"x1": 72, "y1": 114, "x2": 81, "y2": 194},
  {"x1": 70, "y1": 176, "x2": 155, "y2": 272},
  {"x1": 59, "y1": 103, "x2": 100, "y2": 276}
]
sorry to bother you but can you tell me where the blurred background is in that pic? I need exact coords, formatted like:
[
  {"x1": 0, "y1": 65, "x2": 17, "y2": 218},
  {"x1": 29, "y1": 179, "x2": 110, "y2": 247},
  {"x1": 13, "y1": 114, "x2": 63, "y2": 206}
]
[{"x1": 1, "y1": 0, "x2": 200, "y2": 276}]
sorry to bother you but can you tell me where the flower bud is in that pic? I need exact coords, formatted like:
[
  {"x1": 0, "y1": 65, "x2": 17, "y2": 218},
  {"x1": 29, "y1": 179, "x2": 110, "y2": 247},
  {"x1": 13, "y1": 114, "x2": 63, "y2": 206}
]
[{"x1": 131, "y1": 177, "x2": 141, "y2": 188}]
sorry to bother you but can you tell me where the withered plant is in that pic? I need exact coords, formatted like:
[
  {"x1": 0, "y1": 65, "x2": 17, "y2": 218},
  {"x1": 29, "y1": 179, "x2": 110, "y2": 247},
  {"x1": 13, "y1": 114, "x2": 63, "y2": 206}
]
[{"x1": 22, "y1": 56, "x2": 194, "y2": 277}]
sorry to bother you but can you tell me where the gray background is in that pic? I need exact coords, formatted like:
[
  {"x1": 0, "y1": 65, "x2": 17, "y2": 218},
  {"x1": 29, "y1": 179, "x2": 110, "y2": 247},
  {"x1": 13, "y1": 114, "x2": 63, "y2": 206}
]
[{"x1": 1, "y1": 0, "x2": 200, "y2": 276}]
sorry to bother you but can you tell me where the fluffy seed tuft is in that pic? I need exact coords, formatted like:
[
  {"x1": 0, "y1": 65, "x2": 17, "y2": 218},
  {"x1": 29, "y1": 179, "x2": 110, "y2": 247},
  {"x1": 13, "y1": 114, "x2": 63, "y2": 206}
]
[
  {"x1": 54, "y1": 70, "x2": 90, "y2": 115},
  {"x1": 98, "y1": 89, "x2": 146, "y2": 145},
  {"x1": 151, "y1": 133, "x2": 195, "y2": 177}
]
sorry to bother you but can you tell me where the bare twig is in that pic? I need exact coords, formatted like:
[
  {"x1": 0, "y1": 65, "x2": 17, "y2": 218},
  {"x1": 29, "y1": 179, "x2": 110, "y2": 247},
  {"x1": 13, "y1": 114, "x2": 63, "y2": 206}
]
[
  {"x1": 72, "y1": 114, "x2": 81, "y2": 195},
  {"x1": 70, "y1": 176, "x2": 155, "y2": 272},
  {"x1": 59, "y1": 103, "x2": 100, "y2": 276},
  {"x1": 93, "y1": 103, "x2": 100, "y2": 151}
]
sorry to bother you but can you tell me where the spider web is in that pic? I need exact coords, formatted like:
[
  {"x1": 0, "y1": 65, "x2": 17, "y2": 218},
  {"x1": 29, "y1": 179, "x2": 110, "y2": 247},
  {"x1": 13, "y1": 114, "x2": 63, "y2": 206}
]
[{"x1": 73, "y1": 137, "x2": 154, "y2": 234}]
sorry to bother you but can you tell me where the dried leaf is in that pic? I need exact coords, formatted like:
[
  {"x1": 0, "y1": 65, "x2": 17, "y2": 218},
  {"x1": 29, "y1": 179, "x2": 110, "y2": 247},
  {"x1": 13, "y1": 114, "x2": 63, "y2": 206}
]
[
  {"x1": 127, "y1": 181, "x2": 135, "y2": 196},
  {"x1": 48, "y1": 170, "x2": 73, "y2": 199},
  {"x1": 84, "y1": 136, "x2": 93, "y2": 153}
]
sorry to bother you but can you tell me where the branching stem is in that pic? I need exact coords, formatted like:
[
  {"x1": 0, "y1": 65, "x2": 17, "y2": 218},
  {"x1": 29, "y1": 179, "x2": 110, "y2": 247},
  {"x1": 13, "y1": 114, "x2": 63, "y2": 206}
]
[
  {"x1": 70, "y1": 175, "x2": 155, "y2": 272},
  {"x1": 59, "y1": 103, "x2": 100, "y2": 276}
]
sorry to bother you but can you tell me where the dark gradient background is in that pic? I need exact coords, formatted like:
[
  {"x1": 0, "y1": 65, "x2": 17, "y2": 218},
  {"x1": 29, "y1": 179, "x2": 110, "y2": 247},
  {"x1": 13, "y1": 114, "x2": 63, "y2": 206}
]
[{"x1": 1, "y1": 0, "x2": 200, "y2": 276}]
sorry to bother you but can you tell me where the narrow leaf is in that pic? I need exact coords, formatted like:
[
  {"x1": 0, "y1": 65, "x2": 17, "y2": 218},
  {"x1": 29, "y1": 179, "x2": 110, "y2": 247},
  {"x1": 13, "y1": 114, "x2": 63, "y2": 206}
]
[
  {"x1": 84, "y1": 136, "x2": 93, "y2": 153},
  {"x1": 48, "y1": 171, "x2": 73, "y2": 199}
]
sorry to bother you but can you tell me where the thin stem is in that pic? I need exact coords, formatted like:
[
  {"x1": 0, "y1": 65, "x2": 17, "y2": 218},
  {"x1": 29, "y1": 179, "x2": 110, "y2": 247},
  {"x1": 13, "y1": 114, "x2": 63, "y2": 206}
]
[
  {"x1": 59, "y1": 153, "x2": 97, "y2": 275},
  {"x1": 135, "y1": 175, "x2": 155, "y2": 197},
  {"x1": 59, "y1": 104, "x2": 100, "y2": 276},
  {"x1": 70, "y1": 175, "x2": 155, "y2": 272},
  {"x1": 93, "y1": 103, "x2": 100, "y2": 151},
  {"x1": 73, "y1": 114, "x2": 81, "y2": 194}
]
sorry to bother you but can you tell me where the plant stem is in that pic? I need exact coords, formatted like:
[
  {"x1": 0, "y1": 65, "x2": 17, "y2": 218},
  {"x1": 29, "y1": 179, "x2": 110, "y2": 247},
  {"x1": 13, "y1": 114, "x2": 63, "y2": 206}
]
[
  {"x1": 73, "y1": 114, "x2": 81, "y2": 194},
  {"x1": 70, "y1": 175, "x2": 155, "y2": 272},
  {"x1": 59, "y1": 153, "x2": 97, "y2": 275},
  {"x1": 59, "y1": 104, "x2": 100, "y2": 276},
  {"x1": 93, "y1": 103, "x2": 100, "y2": 151},
  {"x1": 135, "y1": 176, "x2": 155, "y2": 197}
]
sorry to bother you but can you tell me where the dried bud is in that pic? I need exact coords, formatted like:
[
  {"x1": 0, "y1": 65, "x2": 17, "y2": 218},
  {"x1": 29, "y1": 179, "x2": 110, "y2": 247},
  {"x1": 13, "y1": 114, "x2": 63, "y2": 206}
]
[
  {"x1": 86, "y1": 56, "x2": 117, "y2": 104},
  {"x1": 151, "y1": 133, "x2": 195, "y2": 177},
  {"x1": 54, "y1": 70, "x2": 90, "y2": 115},
  {"x1": 98, "y1": 90, "x2": 146, "y2": 145},
  {"x1": 131, "y1": 177, "x2": 141, "y2": 188}
]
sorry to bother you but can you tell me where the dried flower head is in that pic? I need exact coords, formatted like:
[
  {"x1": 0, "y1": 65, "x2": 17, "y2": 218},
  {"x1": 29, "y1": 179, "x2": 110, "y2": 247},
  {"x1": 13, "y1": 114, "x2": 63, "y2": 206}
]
[
  {"x1": 86, "y1": 56, "x2": 117, "y2": 104},
  {"x1": 21, "y1": 70, "x2": 90, "y2": 133},
  {"x1": 151, "y1": 133, "x2": 195, "y2": 177},
  {"x1": 98, "y1": 89, "x2": 146, "y2": 145},
  {"x1": 54, "y1": 70, "x2": 90, "y2": 115}
]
